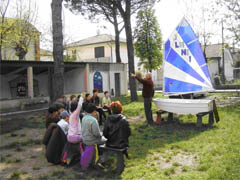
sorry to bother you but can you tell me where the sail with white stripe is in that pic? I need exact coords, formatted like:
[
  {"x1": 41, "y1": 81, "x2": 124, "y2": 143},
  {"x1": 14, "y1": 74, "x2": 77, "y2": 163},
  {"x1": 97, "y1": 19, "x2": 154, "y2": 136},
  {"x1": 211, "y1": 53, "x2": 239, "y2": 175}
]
[{"x1": 163, "y1": 18, "x2": 214, "y2": 95}]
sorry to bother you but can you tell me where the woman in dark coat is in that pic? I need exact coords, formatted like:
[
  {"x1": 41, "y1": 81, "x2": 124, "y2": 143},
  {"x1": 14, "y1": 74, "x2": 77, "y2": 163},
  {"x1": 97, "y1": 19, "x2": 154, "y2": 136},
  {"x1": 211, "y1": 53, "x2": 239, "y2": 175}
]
[{"x1": 103, "y1": 101, "x2": 131, "y2": 149}]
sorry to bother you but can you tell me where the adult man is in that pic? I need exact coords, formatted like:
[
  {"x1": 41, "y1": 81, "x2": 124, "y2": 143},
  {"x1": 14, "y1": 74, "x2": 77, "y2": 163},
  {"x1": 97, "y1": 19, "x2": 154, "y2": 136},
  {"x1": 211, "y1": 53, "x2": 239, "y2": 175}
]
[
  {"x1": 131, "y1": 73, "x2": 154, "y2": 125},
  {"x1": 102, "y1": 91, "x2": 112, "y2": 115},
  {"x1": 91, "y1": 89, "x2": 106, "y2": 125}
]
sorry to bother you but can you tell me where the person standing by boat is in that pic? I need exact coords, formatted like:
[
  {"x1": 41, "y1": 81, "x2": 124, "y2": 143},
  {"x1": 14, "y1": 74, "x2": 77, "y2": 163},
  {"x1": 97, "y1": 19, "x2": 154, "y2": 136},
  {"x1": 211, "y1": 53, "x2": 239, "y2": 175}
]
[{"x1": 131, "y1": 73, "x2": 154, "y2": 125}]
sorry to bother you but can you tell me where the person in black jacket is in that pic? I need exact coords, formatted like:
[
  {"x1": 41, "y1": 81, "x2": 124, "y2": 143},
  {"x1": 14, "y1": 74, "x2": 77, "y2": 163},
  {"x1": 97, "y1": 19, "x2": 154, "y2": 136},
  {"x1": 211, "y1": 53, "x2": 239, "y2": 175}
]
[
  {"x1": 91, "y1": 88, "x2": 106, "y2": 125},
  {"x1": 81, "y1": 93, "x2": 92, "y2": 112},
  {"x1": 42, "y1": 123, "x2": 67, "y2": 164},
  {"x1": 103, "y1": 101, "x2": 131, "y2": 149}
]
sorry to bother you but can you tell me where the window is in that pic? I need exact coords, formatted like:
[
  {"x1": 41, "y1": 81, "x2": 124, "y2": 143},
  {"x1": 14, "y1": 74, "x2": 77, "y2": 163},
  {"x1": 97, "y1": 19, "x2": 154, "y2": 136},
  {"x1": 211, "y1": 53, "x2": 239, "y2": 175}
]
[
  {"x1": 94, "y1": 46, "x2": 104, "y2": 58},
  {"x1": 93, "y1": 72, "x2": 103, "y2": 93}
]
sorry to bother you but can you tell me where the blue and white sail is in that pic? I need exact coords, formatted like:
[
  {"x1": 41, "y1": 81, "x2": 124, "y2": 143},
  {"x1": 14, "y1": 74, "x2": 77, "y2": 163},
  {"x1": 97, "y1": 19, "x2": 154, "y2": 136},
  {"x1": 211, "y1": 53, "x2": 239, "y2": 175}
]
[{"x1": 163, "y1": 18, "x2": 214, "y2": 95}]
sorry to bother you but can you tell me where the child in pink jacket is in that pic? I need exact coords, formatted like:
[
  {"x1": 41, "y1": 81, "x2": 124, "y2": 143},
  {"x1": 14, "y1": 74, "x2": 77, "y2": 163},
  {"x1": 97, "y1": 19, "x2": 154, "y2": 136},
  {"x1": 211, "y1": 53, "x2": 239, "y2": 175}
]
[{"x1": 67, "y1": 94, "x2": 84, "y2": 143}]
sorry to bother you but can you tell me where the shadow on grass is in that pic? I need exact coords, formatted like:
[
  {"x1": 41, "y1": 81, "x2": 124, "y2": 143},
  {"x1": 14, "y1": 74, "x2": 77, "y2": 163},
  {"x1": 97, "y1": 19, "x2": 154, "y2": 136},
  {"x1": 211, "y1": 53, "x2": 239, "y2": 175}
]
[
  {"x1": 128, "y1": 118, "x2": 217, "y2": 162},
  {"x1": 0, "y1": 139, "x2": 42, "y2": 151},
  {"x1": 0, "y1": 111, "x2": 46, "y2": 135}
]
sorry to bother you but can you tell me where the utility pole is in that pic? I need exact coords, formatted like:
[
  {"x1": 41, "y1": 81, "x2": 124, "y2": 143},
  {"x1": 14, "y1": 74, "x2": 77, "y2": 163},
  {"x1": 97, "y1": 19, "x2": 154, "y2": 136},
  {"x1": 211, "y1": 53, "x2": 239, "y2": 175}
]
[{"x1": 222, "y1": 19, "x2": 225, "y2": 84}]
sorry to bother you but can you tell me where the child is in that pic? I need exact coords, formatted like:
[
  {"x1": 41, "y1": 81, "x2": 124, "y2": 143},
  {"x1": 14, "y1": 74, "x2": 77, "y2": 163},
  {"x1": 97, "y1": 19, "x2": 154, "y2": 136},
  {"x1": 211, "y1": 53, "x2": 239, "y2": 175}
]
[
  {"x1": 81, "y1": 103, "x2": 106, "y2": 146},
  {"x1": 67, "y1": 93, "x2": 84, "y2": 144},
  {"x1": 67, "y1": 95, "x2": 77, "y2": 113},
  {"x1": 80, "y1": 103, "x2": 107, "y2": 170},
  {"x1": 103, "y1": 101, "x2": 131, "y2": 149},
  {"x1": 81, "y1": 93, "x2": 92, "y2": 113},
  {"x1": 58, "y1": 111, "x2": 70, "y2": 135},
  {"x1": 102, "y1": 91, "x2": 112, "y2": 115},
  {"x1": 46, "y1": 105, "x2": 59, "y2": 129},
  {"x1": 55, "y1": 103, "x2": 65, "y2": 115}
]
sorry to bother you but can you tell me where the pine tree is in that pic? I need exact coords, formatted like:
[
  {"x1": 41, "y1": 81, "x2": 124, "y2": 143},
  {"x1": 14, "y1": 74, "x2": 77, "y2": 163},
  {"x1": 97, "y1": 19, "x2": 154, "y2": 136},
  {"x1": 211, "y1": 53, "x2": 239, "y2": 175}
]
[{"x1": 134, "y1": 6, "x2": 163, "y2": 72}]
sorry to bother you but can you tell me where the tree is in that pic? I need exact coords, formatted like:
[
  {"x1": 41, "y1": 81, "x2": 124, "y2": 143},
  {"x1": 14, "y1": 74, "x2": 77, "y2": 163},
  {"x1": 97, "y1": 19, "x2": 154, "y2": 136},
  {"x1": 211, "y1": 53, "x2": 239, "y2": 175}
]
[
  {"x1": 51, "y1": 0, "x2": 64, "y2": 103},
  {"x1": 65, "y1": 0, "x2": 124, "y2": 63},
  {"x1": 113, "y1": 0, "x2": 156, "y2": 101},
  {"x1": 215, "y1": 0, "x2": 240, "y2": 47},
  {"x1": 0, "y1": 0, "x2": 10, "y2": 61},
  {"x1": 13, "y1": 0, "x2": 39, "y2": 60},
  {"x1": 181, "y1": 0, "x2": 215, "y2": 62},
  {"x1": 134, "y1": 6, "x2": 163, "y2": 72},
  {"x1": 0, "y1": 0, "x2": 39, "y2": 61}
]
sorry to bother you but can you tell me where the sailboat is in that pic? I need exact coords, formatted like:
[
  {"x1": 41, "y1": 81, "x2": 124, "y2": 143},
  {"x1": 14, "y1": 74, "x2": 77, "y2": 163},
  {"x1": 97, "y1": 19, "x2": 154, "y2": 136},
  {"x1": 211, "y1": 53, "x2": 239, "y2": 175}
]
[{"x1": 154, "y1": 18, "x2": 215, "y2": 114}]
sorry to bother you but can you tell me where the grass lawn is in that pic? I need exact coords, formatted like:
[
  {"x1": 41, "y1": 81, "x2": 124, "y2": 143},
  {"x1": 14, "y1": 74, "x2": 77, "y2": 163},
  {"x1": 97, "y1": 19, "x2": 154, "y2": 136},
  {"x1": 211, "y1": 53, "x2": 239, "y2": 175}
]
[
  {"x1": 114, "y1": 93, "x2": 240, "y2": 180},
  {"x1": 0, "y1": 92, "x2": 240, "y2": 179}
]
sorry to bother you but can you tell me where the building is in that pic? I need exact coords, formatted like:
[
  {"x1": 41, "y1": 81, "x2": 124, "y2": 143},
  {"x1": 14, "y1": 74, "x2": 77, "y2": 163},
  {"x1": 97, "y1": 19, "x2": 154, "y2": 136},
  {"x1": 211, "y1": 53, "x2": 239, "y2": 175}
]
[
  {"x1": 0, "y1": 18, "x2": 40, "y2": 61},
  {"x1": 66, "y1": 34, "x2": 163, "y2": 89},
  {"x1": 65, "y1": 34, "x2": 131, "y2": 95},
  {"x1": 205, "y1": 44, "x2": 234, "y2": 82},
  {"x1": 0, "y1": 34, "x2": 128, "y2": 112},
  {"x1": 40, "y1": 49, "x2": 53, "y2": 61}
]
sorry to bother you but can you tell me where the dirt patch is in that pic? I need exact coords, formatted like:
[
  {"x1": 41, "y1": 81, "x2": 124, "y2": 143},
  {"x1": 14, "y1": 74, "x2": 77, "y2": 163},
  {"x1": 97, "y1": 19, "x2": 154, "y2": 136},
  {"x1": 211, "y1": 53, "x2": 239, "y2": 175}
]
[{"x1": 147, "y1": 150, "x2": 198, "y2": 176}]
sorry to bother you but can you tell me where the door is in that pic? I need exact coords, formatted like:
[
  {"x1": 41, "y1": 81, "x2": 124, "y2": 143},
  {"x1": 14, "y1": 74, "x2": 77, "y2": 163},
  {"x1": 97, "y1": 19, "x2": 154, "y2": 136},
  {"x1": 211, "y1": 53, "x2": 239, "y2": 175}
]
[
  {"x1": 93, "y1": 72, "x2": 103, "y2": 92},
  {"x1": 114, "y1": 73, "x2": 121, "y2": 97}
]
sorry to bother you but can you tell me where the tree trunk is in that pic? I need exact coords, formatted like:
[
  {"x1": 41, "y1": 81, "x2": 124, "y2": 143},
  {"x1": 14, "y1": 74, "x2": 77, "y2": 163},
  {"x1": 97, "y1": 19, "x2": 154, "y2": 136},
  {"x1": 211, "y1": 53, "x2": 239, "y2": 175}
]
[
  {"x1": 51, "y1": 0, "x2": 64, "y2": 103},
  {"x1": 113, "y1": 14, "x2": 121, "y2": 63},
  {"x1": 124, "y1": 12, "x2": 138, "y2": 101}
]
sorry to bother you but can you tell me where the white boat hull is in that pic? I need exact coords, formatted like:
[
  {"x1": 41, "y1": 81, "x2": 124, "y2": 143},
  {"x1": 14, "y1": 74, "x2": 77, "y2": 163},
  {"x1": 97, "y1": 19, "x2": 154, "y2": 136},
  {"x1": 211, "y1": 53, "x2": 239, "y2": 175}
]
[{"x1": 153, "y1": 98, "x2": 213, "y2": 114}]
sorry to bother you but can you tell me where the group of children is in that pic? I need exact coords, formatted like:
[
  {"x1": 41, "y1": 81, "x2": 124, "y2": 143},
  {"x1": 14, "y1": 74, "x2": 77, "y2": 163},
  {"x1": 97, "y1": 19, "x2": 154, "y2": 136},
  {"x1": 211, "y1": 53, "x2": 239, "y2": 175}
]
[{"x1": 43, "y1": 88, "x2": 131, "y2": 171}]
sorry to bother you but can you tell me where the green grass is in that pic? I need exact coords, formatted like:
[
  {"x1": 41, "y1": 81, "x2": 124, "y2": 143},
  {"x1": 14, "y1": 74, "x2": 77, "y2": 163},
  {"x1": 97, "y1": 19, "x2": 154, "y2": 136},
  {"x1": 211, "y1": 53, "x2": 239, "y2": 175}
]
[
  {"x1": 10, "y1": 170, "x2": 27, "y2": 179},
  {"x1": 2, "y1": 92, "x2": 239, "y2": 180},
  {"x1": 115, "y1": 93, "x2": 240, "y2": 180}
]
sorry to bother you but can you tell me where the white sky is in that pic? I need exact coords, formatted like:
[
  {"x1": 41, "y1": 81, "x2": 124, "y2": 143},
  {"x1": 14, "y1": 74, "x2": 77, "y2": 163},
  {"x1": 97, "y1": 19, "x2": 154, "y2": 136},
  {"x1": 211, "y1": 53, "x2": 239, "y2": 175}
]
[{"x1": 4, "y1": 0, "x2": 226, "y2": 50}]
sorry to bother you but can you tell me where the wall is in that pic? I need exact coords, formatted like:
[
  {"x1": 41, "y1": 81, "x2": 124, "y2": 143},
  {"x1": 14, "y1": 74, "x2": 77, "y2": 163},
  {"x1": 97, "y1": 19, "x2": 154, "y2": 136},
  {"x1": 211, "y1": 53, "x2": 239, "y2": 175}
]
[
  {"x1": 35, "y1": 74, "x2": 49, "y2": 97},
  {"x1": 0, "y1": 74, "x2": 23, "y2": 99},
  {"x1": 0, "y1": 96, "x2": 49, "y2": 112},
  {"x1": 208, "y1": 60, "x2": 219, "y2": 82},
  {"x1": 89, "y1": 71, "x2": 109, "y2": 95},
  {"x1": 0, "y1": 75, "x2": 14, "y2": 99},
  {"x1": 88, "y1": 63, "x2": 128, "y2": 97},
  {"x1": 2, "y1": 39, "x2": 37, "y2": 60},
  {"x1": 66, "y1": 41, "x2": 142, "y2": 76},
  {"x1": 223, "y1": 49, "x2": 234, "y2": 81},
  {"x1": 67, "y1": 42, "x2": 112, "y2": 61},
  {"x1": 109, "y1": 64, "x2": 128, "y2": 96},
  {"x1": 40, "y1": 55, "x2": 53, "y2": 61},
  {"x1": 64, "y1": 68, "x2": 85, "y2": 94}
]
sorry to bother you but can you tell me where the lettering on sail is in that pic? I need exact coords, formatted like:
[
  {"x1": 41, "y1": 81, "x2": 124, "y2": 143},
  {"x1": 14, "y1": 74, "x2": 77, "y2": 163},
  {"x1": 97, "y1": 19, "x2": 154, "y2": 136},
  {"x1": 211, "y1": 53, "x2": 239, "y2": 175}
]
[{"x1": 173, "y1": 34, "x2": 191, "y2": 62}]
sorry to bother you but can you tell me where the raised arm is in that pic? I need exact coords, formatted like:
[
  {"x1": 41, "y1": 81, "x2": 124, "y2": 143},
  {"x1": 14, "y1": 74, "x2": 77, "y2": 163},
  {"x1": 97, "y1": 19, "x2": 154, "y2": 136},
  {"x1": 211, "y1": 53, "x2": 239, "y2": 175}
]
[
  {"x1": 132, "y1": 74, "x2": 152, "y2": 86},
  {"x1": 73, "y1": 95, "x2": 84, "y2": 118}
]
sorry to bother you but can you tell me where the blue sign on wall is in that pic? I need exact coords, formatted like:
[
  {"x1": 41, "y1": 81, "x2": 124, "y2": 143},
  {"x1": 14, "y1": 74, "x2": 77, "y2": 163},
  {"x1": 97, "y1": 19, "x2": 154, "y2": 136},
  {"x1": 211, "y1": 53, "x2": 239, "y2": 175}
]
[{"x1": 93, "y1": 72, "x2": 103, "y2": 92}]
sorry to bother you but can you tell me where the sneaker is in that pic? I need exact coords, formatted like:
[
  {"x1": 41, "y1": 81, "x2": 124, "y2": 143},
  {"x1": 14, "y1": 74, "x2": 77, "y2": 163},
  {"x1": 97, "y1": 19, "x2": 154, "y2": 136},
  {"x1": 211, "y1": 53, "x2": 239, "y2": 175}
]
[{"x1": 95, "y1": 162, "x2": 105, "y2": 169}]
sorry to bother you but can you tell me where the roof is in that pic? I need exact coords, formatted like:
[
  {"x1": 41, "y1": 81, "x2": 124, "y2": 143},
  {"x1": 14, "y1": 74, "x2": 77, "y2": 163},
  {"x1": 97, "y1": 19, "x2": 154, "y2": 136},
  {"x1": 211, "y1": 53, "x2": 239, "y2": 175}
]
[
  {"x1": 40, "y1": 49, "x2": 52, "y2": 56},
  {"x1": 204, "y1": 44, "x2": 223, "y2": 58},
  {"x1": 66, "y1": 34, "x2": 126, "y2": 48}
]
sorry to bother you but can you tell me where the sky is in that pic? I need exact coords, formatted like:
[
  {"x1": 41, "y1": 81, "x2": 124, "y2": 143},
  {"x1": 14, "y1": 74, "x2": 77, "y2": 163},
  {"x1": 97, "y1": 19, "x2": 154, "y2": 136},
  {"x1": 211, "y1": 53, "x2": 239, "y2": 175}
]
[{"x1": 4, "y1": 0, "x2": 226, "y2": 50}]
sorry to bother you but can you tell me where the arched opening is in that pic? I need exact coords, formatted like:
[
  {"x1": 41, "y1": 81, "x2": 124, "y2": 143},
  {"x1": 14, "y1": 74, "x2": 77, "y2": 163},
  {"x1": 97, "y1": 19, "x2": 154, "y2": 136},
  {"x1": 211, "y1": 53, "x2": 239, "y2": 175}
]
[{"x1": 93, "y1": 72, "x2": 103, "y2": 93}]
